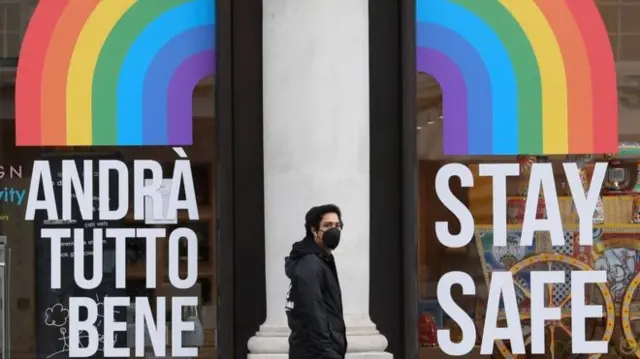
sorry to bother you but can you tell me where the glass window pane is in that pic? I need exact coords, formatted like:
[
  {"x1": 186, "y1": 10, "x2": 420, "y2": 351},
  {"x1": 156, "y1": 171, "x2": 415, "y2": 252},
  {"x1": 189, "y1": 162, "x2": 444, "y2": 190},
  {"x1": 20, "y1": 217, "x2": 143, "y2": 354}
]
[
  {"x1": 416, "y1": 0, "x2": 640, "y2": 355},
  {"x1": 0, "y1": 0, "x2": 220, "y2": 357}
]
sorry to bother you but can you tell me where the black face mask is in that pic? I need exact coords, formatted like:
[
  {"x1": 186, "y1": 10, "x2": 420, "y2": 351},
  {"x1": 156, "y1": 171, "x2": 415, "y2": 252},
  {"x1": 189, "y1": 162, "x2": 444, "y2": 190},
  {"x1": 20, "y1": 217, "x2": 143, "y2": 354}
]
[{"x1": 322, "y1": 228, "x2": 341, "y2": 250}]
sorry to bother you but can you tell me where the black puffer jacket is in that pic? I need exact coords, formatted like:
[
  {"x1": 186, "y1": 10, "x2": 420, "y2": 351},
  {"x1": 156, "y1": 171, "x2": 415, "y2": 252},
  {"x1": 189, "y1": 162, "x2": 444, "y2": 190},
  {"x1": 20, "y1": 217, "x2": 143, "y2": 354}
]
[{"x1": 285, "y1": 237, "x2": 347, "y2": 359}]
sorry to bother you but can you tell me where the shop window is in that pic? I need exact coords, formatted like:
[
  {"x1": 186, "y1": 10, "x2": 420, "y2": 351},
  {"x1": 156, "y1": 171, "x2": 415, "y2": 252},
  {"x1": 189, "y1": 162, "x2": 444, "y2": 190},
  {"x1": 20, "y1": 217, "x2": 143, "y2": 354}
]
[
  {"x1": 0, "y1": 0, "x2": 220, "y2": 353},
  {"x1": 415, "y1": 1, "x2": 640, "y2": 355}
]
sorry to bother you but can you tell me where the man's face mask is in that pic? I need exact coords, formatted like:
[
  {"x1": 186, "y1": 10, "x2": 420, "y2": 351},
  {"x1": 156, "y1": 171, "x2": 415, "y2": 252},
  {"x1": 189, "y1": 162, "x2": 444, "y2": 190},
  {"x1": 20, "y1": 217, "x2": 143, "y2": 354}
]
[{"x1": 322, "y1": 227, "x2": 341, "y2": 250}]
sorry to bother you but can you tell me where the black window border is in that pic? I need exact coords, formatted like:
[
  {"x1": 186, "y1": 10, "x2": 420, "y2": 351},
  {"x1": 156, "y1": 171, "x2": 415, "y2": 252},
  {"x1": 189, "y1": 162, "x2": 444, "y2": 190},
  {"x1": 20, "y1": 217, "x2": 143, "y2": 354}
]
[
  {"x1": 369, "y1": 0, "x2": 418, "y2": 358},
  {"x1": 216, "y1": 0, "x2": 266, "y2": 358}
]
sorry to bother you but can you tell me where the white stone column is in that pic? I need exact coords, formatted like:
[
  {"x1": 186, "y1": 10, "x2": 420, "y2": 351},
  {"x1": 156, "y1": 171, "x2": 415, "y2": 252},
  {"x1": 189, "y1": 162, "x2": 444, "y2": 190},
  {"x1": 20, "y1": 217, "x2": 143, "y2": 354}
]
[{"x1": 246, "y1": 0, "x2": 391, "y2": 358}]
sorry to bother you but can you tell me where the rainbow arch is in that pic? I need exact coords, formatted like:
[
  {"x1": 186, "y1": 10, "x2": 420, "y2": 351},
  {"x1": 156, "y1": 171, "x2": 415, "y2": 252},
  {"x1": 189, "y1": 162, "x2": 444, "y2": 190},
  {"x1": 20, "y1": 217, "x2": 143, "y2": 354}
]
[
  {"x1": 417, "y1": 0, "x2": 618, "y2": 156},
  {"x1": 15, "y1": 0, "x2": 216, "y2": 146}
]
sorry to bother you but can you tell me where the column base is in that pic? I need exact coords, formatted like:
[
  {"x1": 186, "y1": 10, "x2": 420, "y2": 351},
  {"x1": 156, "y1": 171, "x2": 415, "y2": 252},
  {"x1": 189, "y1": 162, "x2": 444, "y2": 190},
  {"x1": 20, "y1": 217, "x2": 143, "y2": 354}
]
[
  {"x1": 247, "y1": 324, "x2": 289, "y2": 355},
  {"x1": 247, "y1": 324, "x2": 393, "y2": 358},
  {"x1": 248, "y1": 355, "x2": 288, "y2": 359},
  {"x1": 346, "y1": 352, "x2": 394, "y2": 359},
  {"x1": 248, "y1": 353, "x2": 393, "y2": 359}
]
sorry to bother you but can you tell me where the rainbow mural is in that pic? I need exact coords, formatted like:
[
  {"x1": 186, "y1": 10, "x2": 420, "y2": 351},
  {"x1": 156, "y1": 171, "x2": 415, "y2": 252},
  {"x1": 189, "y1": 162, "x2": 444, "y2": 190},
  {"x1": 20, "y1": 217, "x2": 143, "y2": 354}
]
[
  {"x1": 15, "y1": 0, "x2": 216, "y2": 146},
  {"x1": 417, "y1": 0, "x2": 618, "y2": 156}
]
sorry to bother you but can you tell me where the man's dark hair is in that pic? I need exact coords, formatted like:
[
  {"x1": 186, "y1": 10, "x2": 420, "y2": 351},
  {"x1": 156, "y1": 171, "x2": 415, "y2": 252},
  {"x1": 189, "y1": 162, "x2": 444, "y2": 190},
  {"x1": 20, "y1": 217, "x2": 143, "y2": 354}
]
[{"x1": 304, "y1": 204, "x2": 342, "y2": 237}]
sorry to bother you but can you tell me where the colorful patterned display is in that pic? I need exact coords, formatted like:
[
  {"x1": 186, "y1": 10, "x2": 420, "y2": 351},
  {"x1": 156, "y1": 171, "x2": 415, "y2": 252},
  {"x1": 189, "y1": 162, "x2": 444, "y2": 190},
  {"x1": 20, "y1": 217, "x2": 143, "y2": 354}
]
[{"x1": 475, "y1": 227, "x2": 616, "y2": 359}]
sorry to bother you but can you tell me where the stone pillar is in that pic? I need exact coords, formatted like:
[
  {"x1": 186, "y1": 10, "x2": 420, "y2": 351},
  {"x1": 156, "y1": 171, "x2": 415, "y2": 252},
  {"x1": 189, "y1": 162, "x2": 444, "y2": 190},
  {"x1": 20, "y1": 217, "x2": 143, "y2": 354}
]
[{"x1": 246, "y1": 0, "x2": 391, "y2": 358}]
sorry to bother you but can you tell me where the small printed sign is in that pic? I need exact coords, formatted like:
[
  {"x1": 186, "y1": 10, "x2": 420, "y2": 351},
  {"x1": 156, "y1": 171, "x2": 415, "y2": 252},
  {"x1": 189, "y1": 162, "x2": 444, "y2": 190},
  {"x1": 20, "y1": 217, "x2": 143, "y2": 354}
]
[{"x1": 144, "y1": 179, "x2": 178, "y2": 225}]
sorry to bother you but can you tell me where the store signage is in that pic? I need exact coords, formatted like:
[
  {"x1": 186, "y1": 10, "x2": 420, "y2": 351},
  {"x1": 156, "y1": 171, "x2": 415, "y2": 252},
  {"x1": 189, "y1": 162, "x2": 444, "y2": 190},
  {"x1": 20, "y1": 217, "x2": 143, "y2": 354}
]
[
  {"x1": 416, "y1": 0, "x2": 618, "y2": 156},
  {"x1": 14, "y1": 0, "x2": 216, "y2": 147},
  {"x1": 0, "y1": 187, "x2": 26, "y2": 206},
  {"x1": 0, "y1": 165, "x2": 22, "y2": 179},
  {"x1": 0, "y1": 165, "x2": 27, "y2": 220},
  {"x1": 27, "y1": 155, "x2": 202, "y2": 357}
]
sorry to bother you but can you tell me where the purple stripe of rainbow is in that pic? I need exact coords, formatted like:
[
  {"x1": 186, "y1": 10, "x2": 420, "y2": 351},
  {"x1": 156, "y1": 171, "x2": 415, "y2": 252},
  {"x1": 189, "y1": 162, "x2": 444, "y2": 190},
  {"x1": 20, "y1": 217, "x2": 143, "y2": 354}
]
[{"x1": 143, "y1": 26, "x2": 215, "y2": 145}]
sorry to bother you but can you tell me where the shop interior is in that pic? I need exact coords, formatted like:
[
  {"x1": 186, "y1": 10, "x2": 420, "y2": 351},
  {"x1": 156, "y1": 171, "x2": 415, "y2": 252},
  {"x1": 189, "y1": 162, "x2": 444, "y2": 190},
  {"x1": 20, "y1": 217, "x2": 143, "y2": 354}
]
[{"x1": 415, "y1": 63, "x2": 640, "y2": 358}]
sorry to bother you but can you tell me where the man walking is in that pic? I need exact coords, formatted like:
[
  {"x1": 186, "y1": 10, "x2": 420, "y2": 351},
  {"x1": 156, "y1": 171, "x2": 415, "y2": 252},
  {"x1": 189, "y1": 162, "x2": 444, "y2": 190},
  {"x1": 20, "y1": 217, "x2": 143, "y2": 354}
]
[{"x1": 285, "y1": 204, "x2": 347, "y2": 359}]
